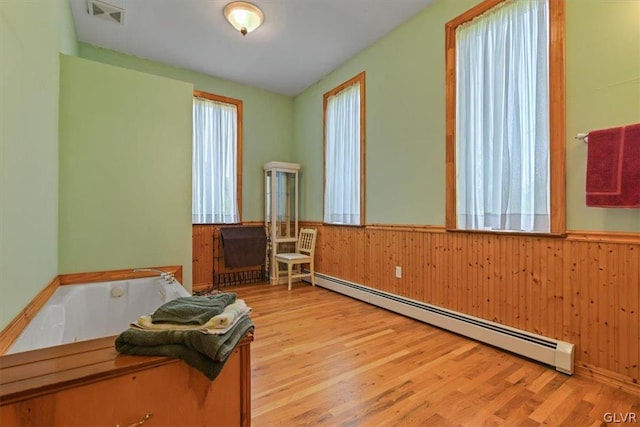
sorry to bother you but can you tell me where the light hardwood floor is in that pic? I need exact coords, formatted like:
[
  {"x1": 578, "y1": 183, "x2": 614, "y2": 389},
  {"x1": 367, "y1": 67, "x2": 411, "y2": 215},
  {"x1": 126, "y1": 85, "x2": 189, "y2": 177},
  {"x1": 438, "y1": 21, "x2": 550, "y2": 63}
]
[{"x1": 227, "y1": 282, "x2": 639, "y2": 426}]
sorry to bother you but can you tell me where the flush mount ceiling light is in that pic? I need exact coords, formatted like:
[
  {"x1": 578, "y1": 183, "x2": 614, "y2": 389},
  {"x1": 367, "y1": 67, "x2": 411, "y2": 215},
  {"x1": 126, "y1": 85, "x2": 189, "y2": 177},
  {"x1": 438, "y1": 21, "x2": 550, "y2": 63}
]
[{"x1": 223, "y1": 2, "x2": 264, "y2": 36}]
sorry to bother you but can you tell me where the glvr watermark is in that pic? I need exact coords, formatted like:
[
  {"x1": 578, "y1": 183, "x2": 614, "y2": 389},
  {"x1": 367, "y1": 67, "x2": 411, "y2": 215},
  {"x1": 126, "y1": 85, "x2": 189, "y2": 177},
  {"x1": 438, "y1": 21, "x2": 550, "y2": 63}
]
[{"x1": 604, "y1": 412, "x2": 638, "y2": 424}]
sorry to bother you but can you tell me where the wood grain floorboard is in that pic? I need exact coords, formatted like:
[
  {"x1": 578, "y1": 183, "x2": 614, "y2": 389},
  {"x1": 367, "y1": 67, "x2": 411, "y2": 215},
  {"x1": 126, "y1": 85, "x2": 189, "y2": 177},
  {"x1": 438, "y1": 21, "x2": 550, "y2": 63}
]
[{"x1": 225, "y1": 283, "x2": 639, "y2": 426}]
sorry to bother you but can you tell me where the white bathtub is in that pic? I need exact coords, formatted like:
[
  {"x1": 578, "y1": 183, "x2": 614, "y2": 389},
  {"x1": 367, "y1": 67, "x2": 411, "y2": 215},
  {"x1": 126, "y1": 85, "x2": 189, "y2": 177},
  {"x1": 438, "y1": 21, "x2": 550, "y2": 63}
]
[{"x1": 7, "y1": 277, "x2": 190, "y2": 354}]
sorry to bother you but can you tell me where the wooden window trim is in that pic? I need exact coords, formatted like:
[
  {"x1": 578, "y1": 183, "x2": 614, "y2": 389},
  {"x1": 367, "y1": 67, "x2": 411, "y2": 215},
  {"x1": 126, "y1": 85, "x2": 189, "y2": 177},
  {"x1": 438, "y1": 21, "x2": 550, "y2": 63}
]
[
  {"x1": 193, "y1": 90, "x2": 244, "y2": 223},
  {"x1": 322, "y1": 71, "x2": 367, "y2": 227},
  {"x1": 444, "y1": 0, "x2": 566, "y2": 235}
]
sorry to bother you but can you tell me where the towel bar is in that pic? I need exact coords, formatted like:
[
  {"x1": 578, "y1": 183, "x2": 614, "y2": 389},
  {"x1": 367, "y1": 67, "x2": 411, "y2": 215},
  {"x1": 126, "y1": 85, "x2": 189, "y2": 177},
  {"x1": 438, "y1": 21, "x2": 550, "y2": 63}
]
[{"x1": 575, "y1": 133, "x2": 588, "y2": 143}]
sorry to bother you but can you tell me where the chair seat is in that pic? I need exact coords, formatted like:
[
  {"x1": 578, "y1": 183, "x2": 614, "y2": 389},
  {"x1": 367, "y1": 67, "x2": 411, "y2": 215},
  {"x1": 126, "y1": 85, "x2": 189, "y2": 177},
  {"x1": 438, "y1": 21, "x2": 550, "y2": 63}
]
[
  {"x1": 275, "y1": 253, "x2": 310, "y2": 262},
  {"x1": 274, "y1": 228, "x2": 317, "y2": 291}
]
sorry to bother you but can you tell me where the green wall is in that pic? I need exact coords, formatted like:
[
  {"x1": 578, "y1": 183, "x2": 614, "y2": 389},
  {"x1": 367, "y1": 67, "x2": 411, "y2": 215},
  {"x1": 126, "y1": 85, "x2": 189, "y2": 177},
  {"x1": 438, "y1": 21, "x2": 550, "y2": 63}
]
[
  {"x1": 59, "y1": 55, "x2": 194, "y2": 289},
  {"x1": 0, "y1": 0, "x2": 78, "y2": 329},
  {"x1": 293, "y1": 0, "x2": 640, "y2": 232},
  {"x1": 565, "y1": 0, "x2": 640, "y2": 231},
  {"x1": 1, "y1": 0, "x2": 638, "y2": 331},
  {"x1": 79, "y1": 43, "x2": 295, "y2": 222}
]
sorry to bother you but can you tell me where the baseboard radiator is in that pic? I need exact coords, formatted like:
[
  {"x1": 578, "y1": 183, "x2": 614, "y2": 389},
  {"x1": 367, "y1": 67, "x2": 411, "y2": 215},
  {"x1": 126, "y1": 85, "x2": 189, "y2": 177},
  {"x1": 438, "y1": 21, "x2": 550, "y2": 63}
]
[{"x1": 311, "y1": 273, "x2": 575, "y2": 375}]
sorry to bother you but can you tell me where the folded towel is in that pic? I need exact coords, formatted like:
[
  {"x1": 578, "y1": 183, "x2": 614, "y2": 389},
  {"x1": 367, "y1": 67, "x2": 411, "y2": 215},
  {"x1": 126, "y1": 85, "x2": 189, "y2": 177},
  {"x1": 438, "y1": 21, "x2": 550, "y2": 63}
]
[
  {"x1": 135, "y1": 305, "x2": 252, "y2": 334},
  {"x1": 209, "y1": 300, "x2": 248, "y2": 329},
  {"x1": 210, "y1": 313, "x2": 236, "y2": 329},
  {"x1": 150, "y1": 293, "x2": 236, "y2": 325},
  {"x1": 586, "y1": 123, "x2": 640, "y2": 207},
  {"x1": 115, "y1": 316, "x2": 254, "y2": 380}
]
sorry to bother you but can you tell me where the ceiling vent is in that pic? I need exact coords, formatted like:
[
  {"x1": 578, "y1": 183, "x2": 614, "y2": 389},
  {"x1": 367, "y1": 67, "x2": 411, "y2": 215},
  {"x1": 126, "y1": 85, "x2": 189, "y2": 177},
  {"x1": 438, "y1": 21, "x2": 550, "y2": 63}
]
[{"x1": 87, "y1": 0, "x2": 124, "y2": 25}]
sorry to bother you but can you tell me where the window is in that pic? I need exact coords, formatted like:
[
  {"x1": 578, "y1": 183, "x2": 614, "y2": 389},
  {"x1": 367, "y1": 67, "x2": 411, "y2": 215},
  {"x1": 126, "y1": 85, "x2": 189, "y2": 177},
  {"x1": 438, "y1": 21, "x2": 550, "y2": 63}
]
[
  {"x1": 445, "y1": 0, "x2": 565, "y2": 234},
  {"x1": 323, "y1": 72, "x2": 366, "y2": 225},
  {"x1": 192, "y1": 90, "x2": 243, "y2": 224}
]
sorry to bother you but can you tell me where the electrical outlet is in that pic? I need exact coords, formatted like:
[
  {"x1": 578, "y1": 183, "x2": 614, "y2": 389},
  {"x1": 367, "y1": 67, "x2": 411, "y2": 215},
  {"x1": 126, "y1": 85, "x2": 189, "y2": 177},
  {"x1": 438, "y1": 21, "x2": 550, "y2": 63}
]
[{"x1": 395, "y1": 266, "x2": 402, "y2": 278}]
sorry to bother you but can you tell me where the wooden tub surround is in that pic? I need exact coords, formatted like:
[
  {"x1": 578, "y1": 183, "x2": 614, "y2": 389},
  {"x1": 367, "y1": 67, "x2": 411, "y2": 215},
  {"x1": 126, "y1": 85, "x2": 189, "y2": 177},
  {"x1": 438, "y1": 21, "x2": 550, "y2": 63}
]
[
  {"x1": 0, "y1": 266, "x2": 253, "y2": 426},
  {"x1": 0, "y1": 335, "x2": 253, "y2": 426}
]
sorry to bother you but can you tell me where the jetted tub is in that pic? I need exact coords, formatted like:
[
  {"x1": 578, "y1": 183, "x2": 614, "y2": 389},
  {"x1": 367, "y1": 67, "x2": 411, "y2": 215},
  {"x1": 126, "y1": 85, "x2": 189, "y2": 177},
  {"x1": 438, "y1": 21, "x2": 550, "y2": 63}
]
[{"x1": 7, "y1": 276, "x2": 190, "y2": 354}]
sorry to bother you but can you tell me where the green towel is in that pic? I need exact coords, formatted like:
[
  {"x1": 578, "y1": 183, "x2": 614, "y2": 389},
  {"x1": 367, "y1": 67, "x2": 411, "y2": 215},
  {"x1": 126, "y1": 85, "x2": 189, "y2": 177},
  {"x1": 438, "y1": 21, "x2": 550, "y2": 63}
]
[
  {"x1": 150, "y1": 293, "x2": 236, "y2": 325},
  {"x1": 115, "y1": 316, "x2": 254, "y2": 380}
]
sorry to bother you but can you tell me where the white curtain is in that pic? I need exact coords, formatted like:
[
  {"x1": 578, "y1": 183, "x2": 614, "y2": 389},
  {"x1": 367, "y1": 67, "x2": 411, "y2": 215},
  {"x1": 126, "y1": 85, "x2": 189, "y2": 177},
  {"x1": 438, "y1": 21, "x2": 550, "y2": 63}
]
[
  {"x1": 192, "y1": 97, "x2": 239, "y2": 224},
  {"x1": 324, "y1": 82, "x2": 361, "y2": 225},
  {"x1": 456, "y1": 0, "x2": 550, "y2": 232}
]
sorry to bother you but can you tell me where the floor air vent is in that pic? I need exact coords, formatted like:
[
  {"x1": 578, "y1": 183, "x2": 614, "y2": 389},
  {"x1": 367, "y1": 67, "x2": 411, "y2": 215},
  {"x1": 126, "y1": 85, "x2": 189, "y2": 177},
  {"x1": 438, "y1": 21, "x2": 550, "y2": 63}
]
[
  {"x1": 311, "y1": 273, "x2": 575, "y2": 374},
  {"x1": 87, "y1": 0, "x2": 124, "y2": 24}
]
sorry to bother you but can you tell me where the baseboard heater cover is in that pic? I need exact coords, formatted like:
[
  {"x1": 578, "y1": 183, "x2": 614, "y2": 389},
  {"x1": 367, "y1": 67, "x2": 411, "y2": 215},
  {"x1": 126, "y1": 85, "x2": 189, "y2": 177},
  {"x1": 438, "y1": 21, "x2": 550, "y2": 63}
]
[{"x1": 309, "y1": 273, "x2": 574, "y2": 375}]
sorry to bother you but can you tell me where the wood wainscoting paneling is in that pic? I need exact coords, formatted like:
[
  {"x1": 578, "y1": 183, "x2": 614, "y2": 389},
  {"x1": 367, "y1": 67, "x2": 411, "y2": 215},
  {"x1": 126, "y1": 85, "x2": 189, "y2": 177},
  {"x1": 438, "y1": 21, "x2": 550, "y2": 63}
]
[
  {"x1": 193, "y1": 224, "x2": 217, "y2": 289},
  {"x1": 300, "y1": 222, "x2": 639, "y2": 394}
]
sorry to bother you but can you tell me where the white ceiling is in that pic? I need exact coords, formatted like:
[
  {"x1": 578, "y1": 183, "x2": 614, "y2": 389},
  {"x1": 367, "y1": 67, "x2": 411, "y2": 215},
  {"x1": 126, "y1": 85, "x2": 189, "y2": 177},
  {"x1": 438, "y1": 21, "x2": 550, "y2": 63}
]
[{"x1": 69, "y1": 0, "x2": 434, "y2": 96}]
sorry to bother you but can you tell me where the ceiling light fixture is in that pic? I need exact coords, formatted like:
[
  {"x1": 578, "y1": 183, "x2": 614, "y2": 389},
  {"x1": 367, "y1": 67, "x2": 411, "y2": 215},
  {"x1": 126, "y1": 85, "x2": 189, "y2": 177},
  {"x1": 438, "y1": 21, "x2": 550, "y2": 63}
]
[{"x1": 223, "y1": 2, "x2": 264, "y2": 36}]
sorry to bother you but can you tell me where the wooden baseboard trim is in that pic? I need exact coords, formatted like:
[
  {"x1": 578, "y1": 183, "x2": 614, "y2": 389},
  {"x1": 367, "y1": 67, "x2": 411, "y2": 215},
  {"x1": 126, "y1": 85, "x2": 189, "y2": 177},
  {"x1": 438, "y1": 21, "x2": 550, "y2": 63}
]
[
  {"x1": 0, "y1": 276, "x2": 60, "y2": 355},
  {"x1": 575, "y1": 363, "x2": 640, "y2": 396}
]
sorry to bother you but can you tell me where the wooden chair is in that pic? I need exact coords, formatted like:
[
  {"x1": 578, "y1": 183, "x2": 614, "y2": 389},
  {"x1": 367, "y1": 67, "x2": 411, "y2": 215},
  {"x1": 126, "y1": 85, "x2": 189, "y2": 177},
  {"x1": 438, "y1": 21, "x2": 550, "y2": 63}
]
[{"x1": 274, "y1": 228, "x2": 317, "y2": 291}]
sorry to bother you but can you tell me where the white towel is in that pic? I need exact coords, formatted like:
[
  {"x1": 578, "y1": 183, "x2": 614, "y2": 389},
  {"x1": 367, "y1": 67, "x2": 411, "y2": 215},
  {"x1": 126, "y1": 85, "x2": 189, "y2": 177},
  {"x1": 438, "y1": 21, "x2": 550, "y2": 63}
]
[
  {"x1": 132, "y1": 300, "x2": 251, "y2": 335},
  {"x1": 209, "y1": 300, "x2": 249, "y2": 328}
]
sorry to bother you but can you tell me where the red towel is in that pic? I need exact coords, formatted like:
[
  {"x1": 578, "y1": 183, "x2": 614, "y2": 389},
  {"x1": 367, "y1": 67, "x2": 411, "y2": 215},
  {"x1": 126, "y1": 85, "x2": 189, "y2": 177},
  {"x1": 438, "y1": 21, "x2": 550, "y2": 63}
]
[{"x1": 586, "y1": 123, "x2": 640, "y2": 208}]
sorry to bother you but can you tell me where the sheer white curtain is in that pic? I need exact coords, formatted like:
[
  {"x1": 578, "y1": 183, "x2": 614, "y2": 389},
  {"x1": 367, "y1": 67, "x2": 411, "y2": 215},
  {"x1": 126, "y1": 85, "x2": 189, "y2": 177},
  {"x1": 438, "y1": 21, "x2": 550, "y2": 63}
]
[
  {"x1": 456, "y1": 0, "x2": 550, "y2": 232},
  {"x1": 324, "y1": 82, "x2": 361, "y2": 225},
  {"x1": 192, "y1": 97, "x2": 239, "y2": 224}
]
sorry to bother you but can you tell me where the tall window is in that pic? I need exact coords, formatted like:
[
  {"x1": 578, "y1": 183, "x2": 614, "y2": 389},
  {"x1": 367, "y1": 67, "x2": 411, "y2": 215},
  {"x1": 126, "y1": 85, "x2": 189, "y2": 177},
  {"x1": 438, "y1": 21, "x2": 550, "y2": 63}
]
[
  {"x1": 192, "y1": 90, "x2": 242, "y2": 224},
  {"x1": 445, "y1": 0, "x2": 565, "y2": 234},
  {"x1": 323, "y1": 72, "x2": 366, "y2": 225}
]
